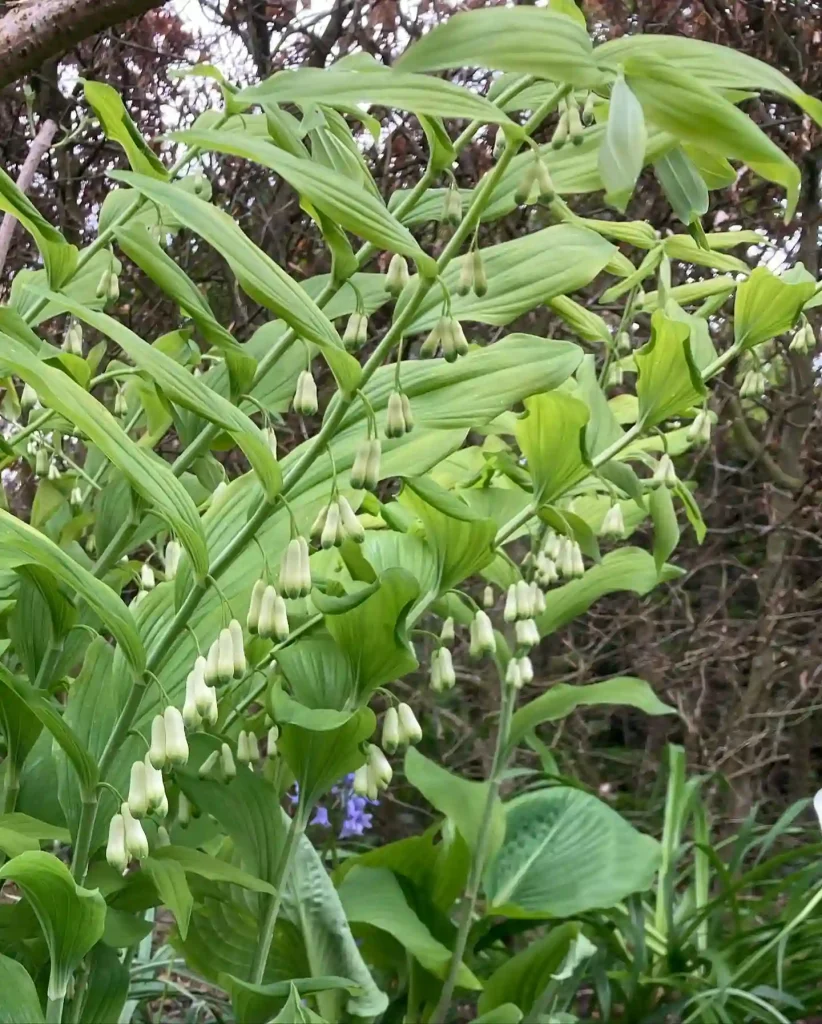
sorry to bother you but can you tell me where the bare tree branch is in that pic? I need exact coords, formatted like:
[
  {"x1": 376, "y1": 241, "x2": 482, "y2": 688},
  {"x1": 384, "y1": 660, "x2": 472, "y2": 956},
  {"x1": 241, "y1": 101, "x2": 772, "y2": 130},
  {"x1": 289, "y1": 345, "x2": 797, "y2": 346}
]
[
  {"x1": 0, "y1": 0, "x2": 168, "y2": 90},
  {"x1": 0, "y1": 115, "x2": 56, "y2": 277}
]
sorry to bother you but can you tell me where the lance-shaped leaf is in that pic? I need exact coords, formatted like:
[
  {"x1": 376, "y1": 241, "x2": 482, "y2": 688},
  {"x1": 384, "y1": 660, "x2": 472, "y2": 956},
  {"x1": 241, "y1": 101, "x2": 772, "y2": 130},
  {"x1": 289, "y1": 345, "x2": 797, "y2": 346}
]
[
  {"x1": 734, "y1": 264, "x2": 816, "y2": 350},
  {"x1": 236, "y1": 65, "x2": 514, "y2": 126},
  {"x1": 635, "y1": 309, "x2": 705, "y2": 427},
  {"x1": 0, "y1": 166, "x2": 77, "y2": 288},
  {"x1": 0, "y1": 851, "x2": 106, "y2": 1000},
  {"x1": 516, "y1": 392, "x2": 590, "y2": 505},
  {"x1": 12, "y1": 249, "x2": 119, "y2": 327},
  {"x1": 171, "y1": 129, "x2": 436, "y2": 277},
  {"x1": 109, "y1": 171, "x2": 361, "y2": 394},
  {"x1": 83, "y1": 80, "x2": 168, "y2": 179},
  {"x1": 0, "y1": 954, "x2": 45, "y2": 1024},
  {"x1": 397, "y1": 7, "x2": 600, "y2": 87},
  {"x1": 115, "y1": 224, "x2": 256, "y2": 393},
  {"x1": 0, "y1": 332, "x2": 208, "y2": 579},
  {"x1": 654, "y1": 147, "x2": 709, "y2": 225},
  {"x1": 36, "y1": 290, "x2": 281, "y2": 503},
  {"x1": 599, "y1": 70, "x2": 646, "y2": 212}
]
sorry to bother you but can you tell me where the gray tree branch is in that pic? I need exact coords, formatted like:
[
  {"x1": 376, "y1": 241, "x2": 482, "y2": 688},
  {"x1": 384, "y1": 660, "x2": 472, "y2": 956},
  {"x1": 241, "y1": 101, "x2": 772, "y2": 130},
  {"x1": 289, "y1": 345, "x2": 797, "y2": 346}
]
[{"x1": 0, "y1": 116, "x2": 56, "y2": 278}]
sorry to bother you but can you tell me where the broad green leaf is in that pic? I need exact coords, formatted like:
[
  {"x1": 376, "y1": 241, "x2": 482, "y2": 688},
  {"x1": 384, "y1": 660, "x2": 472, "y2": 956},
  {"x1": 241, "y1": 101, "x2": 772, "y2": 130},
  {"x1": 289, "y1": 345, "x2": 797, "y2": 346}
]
[
  {"x1": 77, "y1": 945, "x2": 128, "y2": 1024},
  {"x1": 650, "y1": 485, "x2": 680, "y2": 572},
  {"x1": 0, "y1": 813, "x2": 70, "y2": 860},
  {"x1": 0, "y1": 508, "x2": 145, "y2": 674},
  {"x1": 405, "y1": 747, "x2": 505, "y2": 859},
  {"x1": 222, "y1": 975, "x2": 359, "y2": 1024},
  {"x1": 0, "y1": 954, "x2": 44, "y2": 1024},
  {"x1": 397, "y1": 7, "x2": 600, "y2": 87},
  {"x1": 115, "y1": 224, "x2": 256, "y2": 393},
  {"x1": 572, "y1": 354, "x2": 623, "y2": 458},
  {"x1": 273, "y1": 639, "x2": 355, "y2": 715},
  {"x1": 684, "y1": 145, "x2": 737, "y2": 190},
  {"x1": 516, "y1": 392, "x2": 589, "y2": 505},
  {"x1": 172, "y1": 129, "x2": 437, "y2": 276},
  {"x1": 272, "y1": 985, "x2": 327, "y2": 1023},
  {"x1": 599, "y1": 70, "x2": 646, "y2": 212},
  {"x1": 83, "y1": 80, "x2": 167, "y2": 178},
  {"x1": 635, "y1": 309, "x2": 705, "y2": 427},
  {"x1": 402, "y1": 476, "x2": 484, "y2": 523},
  {"x1": 0, "y1": 851, "x2": 106, "y2": 999},
  {"x1": 483, "y1": 788, "x2": 660, "y2": 917},
  {"x1": 537, "y1": 546, "x2": 683, "y2": 636},
  {"x1": 143, "y1": 857, "x2": 193, "y2": 939},
  {"x1": 734, "y1": 264, "x2": 816, "y2": 350},
  {"x1": 237, "y1": 65, "x2": 513, "y2": 125},
  {"x1": 596, "y1": 34, "x2": 822, "y2": 128},
  {"x1": 624, "y1": 56, "x2": 801, "y2": 218},
  {"x1": 0, "y1": 333, "x2": 208, "y2": 580},
  {"x1": 151, "y1": 846, "x2": 279, "y2": 896},
  {"x1": 284, "y1": 831, "x2": 388, "y2": 1020},
  {"x1": 550, "y1": 0, "x2": 586, "y2": 27},
  {"x1": 477, "y1": 923, "x2": 580, "y2": 1018},
  {"x1": 508, "y1": 677, "x2": 675, "y2": 752},
  {"x1": 338, "y1": 866, "x2": 480, "y2": 988},
  {"x1": 0, "y1": 167, "x2": 77, "y2": 288},
  {"x1": 654, "y1": 147, "x2": 709, "y2": 225},
  {"x1": 110, "y1": 171, "x2": 361, "y2": 394},
  {"x1": 37, "y1": 292, "x2": 281, "y2": 502}
]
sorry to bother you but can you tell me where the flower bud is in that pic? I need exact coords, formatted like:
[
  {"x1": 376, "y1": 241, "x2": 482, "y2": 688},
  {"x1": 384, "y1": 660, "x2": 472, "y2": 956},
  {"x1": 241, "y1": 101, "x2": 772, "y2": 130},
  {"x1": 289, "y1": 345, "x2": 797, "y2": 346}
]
[
  {"x1": 21, "y1": 383, "x2": 39, "y2": 410},
  {"x1": 343, "y1": 312, "x2": 367, "y2": 351},
  {"x1": 156, "y1": 825, "x2": 171, "y2": 848},
  {"x1": 535, "y1": 158, "x2": 555, "y2": 200},
  {"x1": 789, "y1": 323, "x2": 814, "y2": 354},
  {"x1": 440, "y1": 617, "x2": 455, "y2": 645},
  {"x1": 551, "y1": 108, "x2": 569, "y2": 149},
  {"x1": 687, "y1": 410, "x2": 712, "y2": 445},
  {"x1": 514, "y1": 163, "x2": 537, "y2": 206},
  {"x1": 47, "y1": 461, "x2": 60, "y2": 481},
  {"x1": 338, "y1": 495, "x2": 365, "y2": 543},
  {"x1": 438, "y1": 646, "x2": 456, "y2": 689},
  {"x1": 386, "y1": 253, "x2": 410, "y2": 297},
  {"x1": 127, "y1": 760, "x2": 148, "y2": 819},
  {"x1": 582, "y1": 90, "x2": 596, "y2": 125},
  {"x1": 70, "y1": 486, "x2": 83, "y2": 507},
  {"x1": 397, "y1": 703, "x2": 422, "y2": 745},
  {"x1": 617, "y1": 330, "x2": 632, "y2": 354},
  {"x1": 529, "y1": 581, "x2": 546, "y2": 615},
  {"x1": 436, "y1": 317, "x2": 454, "y2": 361},
  {"x1": 217, "y1": 628, "x2": 235, "y2": 684},
  {"x1": 350, "y1": 438, "x2": 372, "y2": 489},
  {"x1": 556, "y1": 537, "x2": 575, "y2": 579},
  {"x1": 652, "y1": 453, "x2": 677, "y2": 489},
  {"x1": 114, "y1": 389, "x2": 128, "y2": 416},
  {"x1": 454, "y1": 257, "x2": 473, "y2": 299},
  {"x1": 163, "y1": 706, "x2": 189, "y2": 765},
  {"x1": 121, "y1": 802, "x2": 149, "y2": 861},
  {"x1": 429, "y1": 650, "x2": 443, "y2": 692},
  {"x1": 177, "y1": 792, "x2": 191, "y2": 828},
  {"x1": 164, "y1": 541, "x2": 181, "y2": 580},
  {"x1": 365, "y1": 439, "x2": 381, "y2": 490},
  {"x1": 144, "y1": 754, "x2": 166, "y2": 813},
  {"x1": 96, "y1": 268, "x2": 111, "y2": 299},
  {"x1": 400, "y1": 393, "x2": 414, "y2": 433},
  {"x1": 228, "y1": 619, "x2": 246, "y2": 677},
  {"x1": 493, "y1": 127, "x2": 506, "y2": 160},
  {"x1": 220, "y1": 741, "x2": 236, "y2": 781},
  {"x1": 140, "y1": 563, "x2": 155, "y2": 591},
  {"x1": 600, "y1": 504, "x2": 625, "y2": 539},
  {"x1": 515, "y1": 579, "x2": 533, "y2": 619},
  {"x1": 205, "y1": 638, "x2": 220, "y2": 686},
  {"x1": 515, "y1": 617, "x2": 540, "y2": 649},
  {"x1": 385, "y1": 390, "x2": 407, "y2": 439},
  {"x1": 34, "y1": 448, "x2": 49, "y2": 478},
  {"x1": 293, "y1": 370, "x2": 318, "y2": 416},
  {"x1": 352, "y1": 764, "x2": 371, "y2": 797},
  {"x1": 543, "y1": 531, "x2": 560, "y2": 560},
  {"x1": 607, "y1": 363, "x2": 623, "y2": 387},
  {"x1": 368, "y1": 744, "x2": 393, "y2": 788},
  {"x1": 443, "y1": 185, "x2": 462, "y2": 225},
  {"x1": 107, "y1": 272, "x2": 120, "y2": 303},
  {"x1": 473, "y1": 610, "x2": 496, "y2": 655},
  {"x1": 566, "y1": 96, "x2": 583, "y2": 145},
  {"x1": 198, "y1": 749, "x2": 220, "y2": 779},
  {"x1": 571, "y1": 542, "x2": 585, "y2": 579},
  {"x1": 321, "y1": 500, "x2": 342, "y2": 549},
  {"x1": 518, "y1": 655, "x2": 534, "y2": 684},
  {"x1": 148, "y1": 714, "x2": 167, "y2": 769},
  {"x1": 106, "y1": 813, "x2": 128, "y2": 873},
  {"x1": 247, "y1": 578, "x2": 266, "y2": 634},
  {"x1": 267, "y1": 725, "x2": 279, "y2": 757},
  {"x1": 506, "y1": 658, "x2": 523, "y2": 690},
  {"x1": 504, "y1": 584, "x2": 518, "y2": 623},
  {"x1": 471, "y1": 249, "x2": 488, "y2": 297},
  {"x1": 483, "y1": 585, "x2": 495, "y2": 609},
  {"x1": 237, "y1": 730, "x2": 252, "y2": 764},
  {"x1": 381, "y1": 707, "x2": 400, "y2": 754}
]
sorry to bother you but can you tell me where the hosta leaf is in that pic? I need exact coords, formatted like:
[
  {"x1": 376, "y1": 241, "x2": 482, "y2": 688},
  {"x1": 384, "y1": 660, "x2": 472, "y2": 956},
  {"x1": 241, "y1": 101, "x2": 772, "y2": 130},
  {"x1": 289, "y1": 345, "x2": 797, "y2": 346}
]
[
  {"x1": 36, "y1": 291, "x2": 281, "y2": 502},
  {"x1": 172, "y1": 129, "x2": 436, "y2": 276},
  {"x1": 0, "y1": 166, "x2": 77, "y2": 288},
  {"x1": 0, "y1": 510, "x2": 145, "y2": 674},
  {"x1": 110, "y1": 171, "x2": 361, "y2": 393},
  {"x1": 483, "y1": 788, "x2": 660, "y2": 917},
  {"x1": 237, "y1": 65, "x2": 513, "y2": 125},
  {"x1": 635, "y1": 309, "x2": 705, "y2": 427},
  {"x1": 515, "y1": 392, "x2": 590, "y2": 505},
  {"x1": 0, "y1": 332, "x2": 208, "y2": 579},
  {"x1": 508, "y1": 677, "x2": 675, "y2": 751},
  {"x1": 599, "y1": 70, "x2": 646, "y2": 212},
  {"x1": 734, "y1": 264, "x2": 816, "y2": 350},
  {"x1": 0, "y1": 954, "x2": 44, "y2": 1024},
  {"x1": 83, "y1": 80, "x2": 167, "y2": 178},
  {"x1": 397, "y1": 7, "x2": 599, "y2": 87},
  {"x1": 0, "y1": 851, "x2": 106, "y2": 999}
]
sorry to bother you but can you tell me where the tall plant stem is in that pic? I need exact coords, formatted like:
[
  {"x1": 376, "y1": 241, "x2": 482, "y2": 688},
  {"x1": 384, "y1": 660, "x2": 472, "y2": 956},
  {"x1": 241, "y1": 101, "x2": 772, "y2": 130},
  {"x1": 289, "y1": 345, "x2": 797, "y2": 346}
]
[
  {"x1": 45, "y1": 996, "x2": 64, "y2": 1024},
  {"x1": 250, "y1": 808, "x2": 305, "y2": 983}
]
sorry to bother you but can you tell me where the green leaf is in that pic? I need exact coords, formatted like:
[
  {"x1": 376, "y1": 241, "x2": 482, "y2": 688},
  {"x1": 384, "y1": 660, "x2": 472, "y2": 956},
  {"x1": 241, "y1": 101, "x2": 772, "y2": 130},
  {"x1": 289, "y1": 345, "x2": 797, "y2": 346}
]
[
  {"x1": 0, "y1": 954, "x2": 44, "y2": 1024},
  {"x1": 222, "y1": 975, "x2": 359, "y2": 1024},
  {"x1": 475, "y1": 1005, "x2": 523, "y2": 1024},
  {"x1": 734, "y1": 264, "x2": 816, "y2": 350},
  {"x1": 477, "y1": 923, "x2": 580, "y2": 1018},
  {"x1": 405, "y1": 747, "x2": 505, "y2": 859},
  {"x1": 397, "y1": 7, "x2": 600, "y2": 88},
  {"x1": 650, "y1": 485, "x2": 680, "y2": 572},
  {"x1": 143, "y1": 857, "x2": 193, "y2": 939},
  {"x1": 0, "y1": 508, "x2": 145, "y2": 675},
  {"x1": 172, "y1": 129, "x2": 436, "y2": 277},
  {"x1": 338, "y1": 866, "x2": 480, "y2": 988},
  {"x1": 12, "y1": 249, "x2": 119, "y2": 327},
  {"x1": 516, "y1": 392, "x2": 590, "y2": 505},
  {"x1": 0, "y1": 813, "x2": 70, "y2": 859},
  {"x1": 272, "y1": 985, "x2": 327, "y2": 1023},
  {"x1": 0, "y1": 332, "x2": 208, "y2": 581},
  {"x1": 654, "y1": 147, "x2": 709, "y2": 225},
  {"x1": 273, "y1": 638, "x2": 354, "y2": 715},
  {"x1": 114, "y1": 224, "x2": 256, "y2": 393},
  {"x1": 550, "y1": 0, "x2": 586, "y2": 27},
  {"x1": 150, "y1": 845, "x2": 279, "y2": 896},
  {"x1": 572, "y1": 354, "x2": 623, "y2": 458},
  {"x1": 402, "y1": 476, "x2": 484, "y2": 523},
  {"x1": 635, "y1": 309, "x2": 705, "y2": 427},
  {"x1": 83, "y1": 80, "x2": 168, "y2": 178},
  {"x1": 0, "y1": 167, "x2": 77, "y2": 288},
  {"x1": 237, "y1": 64, "x2": 513, "y2": 125},
  {"x1": 77, "y1": 945, "x2": 128, "y2": 1024},
  {"x1": 599, "y1": 70, "x2": 646, "y2": 212},
  {"x1": 623, "y1": 56, "x2": 801, "y2": 218},
  {"x1": 483, "y1": 788, "x2": 660, "y2": 917},
  {"x1": 110, "y1": 171, "x2": 361, "y2": 394},
  {"x1": 508, "y1": 677, "x2": 675, "y2": 752},
  {"x1": 419, "y1": 115, "x2": 456, "y2": 173},
  {"x1": 0, "y1": 851, "x2": 106, "y2": 999},
  {"x1": 37, "y1": 292, "x2": 281, "y2": 503},
  {"x1": 537, "y1": 547, "x2": 683, "y2": 636}
]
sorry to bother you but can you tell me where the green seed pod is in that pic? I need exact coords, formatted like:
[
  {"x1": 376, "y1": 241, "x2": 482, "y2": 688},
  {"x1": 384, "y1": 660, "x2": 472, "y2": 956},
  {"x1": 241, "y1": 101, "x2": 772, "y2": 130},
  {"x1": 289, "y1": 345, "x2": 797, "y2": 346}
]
[
  {"x1": 106, "y1": 813, "x2": 129, "y2": 873},
  {"x1": 164, "y1": 706, "x2": 189, "y2": 765},
  {"x1": 471, "y1": 249, "x2": 488, "y2": 297},
  {"x1": 385, "y1": 390, "x2": 406, "y2": 439},
  {"x1": 582, "y1": 90, "x2": 596, "y2": 125},
  {"x1": 438, "y1": 646, "x2": 455, "y2": 688},
  {"x1": 247, "y1": 578, "x2": 266, "y2": 634},
  {"x1": 321, "y1": 500, "x2": 341, "y2": 550},
  {"x1": 506, "y1": 658, "x2": 523, "y2": 689},
  {"x1": 400, "y1": 393, "x2": 414, "y2": 433},
  {"x1": 198, "y1": 749, "x2": 220, "y2": 779},
  {"x1": 177, "y1": 792, "x2": 191, "y2": 829},
  {"x1": 397, "y1": 703, "x2": 422, "y2": 745},
  {"x1": 551, "y1": 109, "x2": 569, "y2": 149},
  {"x1": 107, "y1": 272, "x2": 120, "y2": 303},
  {"x1": 504, "y1": 584, "x2": 518, "y2": 623},
  {"x1": 121, "y1": 802, "x2": 149, "y2": 861},
  {"x1": 220, "y1": 741, "x2": 236, "y2": 781},
  {"x1": 457, "y1": 258, "x2": 473, "y2": 297},
  {"x1": 382, "y1": 707, "x2": 400, "y2": 754},
  {"x1": 34, "y1": 448, "x2": 49, "y2": 478},
  {"x1": 293, "y1": 370, "x2": 318, "y2": 416},
  {"x1": 149, "y1": 714, "x2": 167, "y2": 769},
  {"x1": 440, "y1": 616, "x2": 455, "y2": 645},
  {"x1": 518, "y1": 655, "x2": 534, "y2": 684},
  {"x1": 267, "y1": 725, "x2": 279, "y2": 757},
  {"x1": 127, "y1": 760, "x2": 149, "y2": 819},
  {"x1": 140, "y1": 563, "x2": 155, "y2": 591},
  {"x1": 368, "y1": 744, "x2": 393, "y2": 788},
  {"x1": 473, "y1": 610, "x2": 496, "y2": 655},
  {"x1": 205, "y1": 638, "x2": 220, "y2": 686},
  {"x1": 483, "y1": 584, "x2": 494, "y2": 609},
  {"x1": 386, "y1": 253, "x2": 410, "y2": 297},
  {"x1": 350, "y1": 438, "x2": 372, "y2": 489},
  {"x1": 144, "y1": 755, "x2": 166, "y2": 813},
  {"x1": 229, "y1": 619, "x2": 246, "y2": 677},
  {"x1": 365, "y1": 439, "x2": 381, "y2": 491},
  {"x1": 217, "y1": 628, "x2": 235, "y2": 684},
  {"x1": 514, "y1": 164, "x2": 536, "y2": 206},
  {"x1": 155, "y1": 825, "x2": 171, "y2": 848},
  {"x1": 535, "y1": 159, "x2": 555, "y2": 201},
  {"x1": 420, "y1": 319, "x2": 444, "y2": 358},
  {"x1": 338, "y1": 495, "x2": 364, "y2": 543}
]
